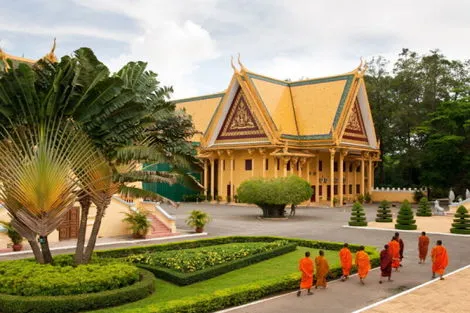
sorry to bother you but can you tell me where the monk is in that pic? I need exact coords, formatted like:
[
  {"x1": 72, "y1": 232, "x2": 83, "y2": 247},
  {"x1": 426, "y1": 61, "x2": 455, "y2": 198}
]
[
  {"x1": 388, "y1": 236, "x2": 400, "y2": 271},
  {"x1": 297, "y1": 251, "x2": 314, "y2": 296},
  {"x1": 339, "y1": 243, "x2": 352, "y2": 281},
  {"x1": 431, "y1": 240, "x2": 449, "y2": 280},
  {"x1": 315, "y1": 250, "x2": 330, "y2": 288},
  {"x1": 355, "y1": 246, "x2": 371, "y2": 285},
  {"x1": 379, "y1": 244, "x2": 393, "y2": 284},
  {"x1": 418, "y1": 231, "x2": 430, "y2": 264},
  {"x1": 395, "y1": 232, "x2": 405, "y2": 266}
]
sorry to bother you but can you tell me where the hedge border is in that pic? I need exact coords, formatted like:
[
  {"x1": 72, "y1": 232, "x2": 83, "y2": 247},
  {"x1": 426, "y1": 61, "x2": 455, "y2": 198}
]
[
  {"x1": 0, "y1": 269, "x2": 155, "y2": 313},
  {"x1": 450, "y1": 228, "x2": 470, "y2": 234},
  {"x1": 136, "y1": 243, "x2": 297, "y2": 285},
  {"x1": 375, "y1": 218, "x2": 393, "y2": 223},
  {"x1": 395, "y1": 224, "x2": 418, "y2": 230}
]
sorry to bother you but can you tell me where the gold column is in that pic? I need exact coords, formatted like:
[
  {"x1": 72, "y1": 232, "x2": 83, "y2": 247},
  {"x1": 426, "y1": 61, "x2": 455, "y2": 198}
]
[
  {"x1": 339, "y1": 150, "x2": 348, "y2": 206},
  {"x1": 230, "y1": 157, "x2": 234, "y2": 198},
  {"x1": 329, "y1": 148, "x2": 335, "y2": 207},
  {"x1": 262, "y1": 157, "x2": 266, "y2": 178},
  {"x1": 219, "y1": 157, "x2": 224, "y2": 200},
  {"x1": 315, "y1": 156, "x2": 319, "y2": 203},
  {"x1": 283, "y1": 158, "x2": 288, "y2": 177},
  {"x1": 345, "y1": 161, "x2": 349, "y2": 200},
  {"x1": 204, "y1": 160, "x2": 209, "y2": 197},
  {"x1": 290, "y1": 158, "x2": 295, "y2": 176},
  {"x1": 274, "y1": 157, "x2": 278, "y2": 178},
  {"x1": 360, "y1": 155, "x2": 365, "y2": 196},
  {"x1": 306, "y1": 158, "x2": 310, "y2": 183},
  {"x1": 210, "y1": 159, "x2": 215, "y2": 199},
  {"x1": 368, "y1": 154, "x2": 373, "y2": 194},
  {"x1": 354, "y1": 161, "x2": 358, "y2": 198}
]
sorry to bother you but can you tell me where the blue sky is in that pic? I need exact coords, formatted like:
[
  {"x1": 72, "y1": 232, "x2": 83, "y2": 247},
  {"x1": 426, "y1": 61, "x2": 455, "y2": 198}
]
[{"x1": 1, "y1": 0, "x2": 469, "y2": 99}]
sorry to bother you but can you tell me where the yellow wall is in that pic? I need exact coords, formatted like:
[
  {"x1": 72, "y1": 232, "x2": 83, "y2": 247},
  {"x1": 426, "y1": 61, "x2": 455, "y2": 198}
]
[{"x1": 371, "y1": 189, "x2": 417, "y2": 203}]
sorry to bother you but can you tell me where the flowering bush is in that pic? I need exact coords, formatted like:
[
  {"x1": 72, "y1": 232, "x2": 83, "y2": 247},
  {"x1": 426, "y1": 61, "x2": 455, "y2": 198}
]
[{"x1": 126, "y1": 240, "x2": 290, "y2": 273}]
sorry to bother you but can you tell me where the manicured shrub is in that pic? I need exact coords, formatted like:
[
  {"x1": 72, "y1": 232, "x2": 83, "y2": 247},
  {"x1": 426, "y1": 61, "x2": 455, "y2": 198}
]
[
  {"x1": 395, "y1": 200, "x2": 417, "y2": 230},
  {"x1": 126, "y1": 241, "x2": 290, "y2": 273},
  {"x1": 0, "y1": 260, "x2": 139, "y2": 296},
  {"x1": 357, "y1": 194, "x2": 364, "y2": 204},
  {"x1": 375, "y1": 200, "x2": 392, "y2": 222},
  {"x1": 416, "y1": 197, "x2": 432, "y2": 216},
  {"x1": 450, "y1": 206, "x2": 470, "y2": 234},
  {"x1": 0, "y1": 269, "x2": 155, "y2": 313},
  {"x1": 364, "y1": 192, "x2": 371, "y2": 203},
  {"x1": 413, "y1": 190, "x2": 425, "y2": 203},
  {"x1": 349, "y1": 202, "x2": 367, "y2": 226},
  {"x1": 237, "y1": 176, "x2": 312, "y2": 217}
]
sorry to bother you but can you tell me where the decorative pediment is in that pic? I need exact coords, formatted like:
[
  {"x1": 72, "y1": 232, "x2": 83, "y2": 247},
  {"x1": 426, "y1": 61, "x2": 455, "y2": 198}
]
[
  {"x1": 342, "y1": 99, "x2": 368, "y2": 143},
  {"x1": 216, "y1": 87, "x2": 267, "y2": 141}
]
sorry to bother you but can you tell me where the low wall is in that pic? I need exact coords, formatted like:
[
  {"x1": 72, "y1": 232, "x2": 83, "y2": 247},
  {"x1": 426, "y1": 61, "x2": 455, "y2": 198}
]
[{"x1": 372, "y1": 187, "x2": 427, "y2": 204}]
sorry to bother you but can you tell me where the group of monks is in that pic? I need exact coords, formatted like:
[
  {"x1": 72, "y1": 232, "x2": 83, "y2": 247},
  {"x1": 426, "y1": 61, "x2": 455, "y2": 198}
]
[{"x1": 297, "y1": 231, "x2": 449, "y2": 296}]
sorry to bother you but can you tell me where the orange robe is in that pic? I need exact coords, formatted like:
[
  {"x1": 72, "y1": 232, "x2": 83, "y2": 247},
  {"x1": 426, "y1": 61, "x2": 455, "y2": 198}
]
[
  {"x1": 388, "y1": 240, "x2": 400, "y2": 268},
  {"x1": 355, "y1": 251, "x2": 371, "y2": 279},
  {"x1": 339, "y1": 247, "x2": 352, "y2": 276},
  {"x1": 431, "y1": 246, "x2": 449, "y2": 275},
  {"x1": 299, "y1": 257, "x2": 314, "y2": 289},
  {"x1": 418, "y1": 235, "x2": 430, "y2": 260},
  {"x1": 315, "y1": 255, "x2": 329, "y2": 287}
]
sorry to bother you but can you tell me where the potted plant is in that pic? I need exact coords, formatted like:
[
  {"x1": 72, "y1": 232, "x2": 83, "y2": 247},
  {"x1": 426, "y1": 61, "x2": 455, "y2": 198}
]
[
  {"x1": 122, "y1": 209, "x2": 151, "y2": 239},
  {"x1": 186, "y1": 210, "x2": 211, "y2": 233},
  {"x1": 0, "y1": 221, "x2": 24, "y2": 251}
]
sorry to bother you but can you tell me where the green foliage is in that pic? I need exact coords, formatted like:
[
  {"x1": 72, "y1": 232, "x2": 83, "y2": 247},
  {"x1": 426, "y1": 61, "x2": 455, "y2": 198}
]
[
  {"x1": 0, "y1": 221, "x2": 23, "y2": 245},
  {"x1": 126, "y1": 241, "x2": 291, "y2": 273},
  {"x1": 349, "y1": 202, "x2": 368, "y2": 226},
  {"x1": 357, "y1": 194, "x2": 365, "y2": 204},
  {"x1": 413, "y1": 190, "x2": 425, "y2": 203},
  {"x1": 375, "y1": 200, "x2": 392, "y2": 222},
  {"x1": 333, "y1": 196, "x2": 339, "y2": 206},
  {"x1": 0, "y1": 260, "x2": 139, "y2": 296},
  {"x1": 0, "y1": 269, "x2": 155, "y2": 313},
  {"x1": 185, "y1": 210, "x2": 211, "y2": 229},
  {"x1": 395, "y1": 200, "x2": 417, "y2": 230},
  {"x1": 206, "y1": 194, "x2": 213, "y2": 201},
  {"x1": 416, "y1": 197, "x2": 432, "y2": 216},
  {"x1": 122, "y1": 209, "x2": 151, "y2": 237},
  {"x1": 450, "y1": 206, "x2": 470, "y2": 234},
  {"x1": 237, "y1": 176, "x2": 312, "y2": 217},
  {"x1": 364, "y1": 192, "x2": 371, "y2": 203}
]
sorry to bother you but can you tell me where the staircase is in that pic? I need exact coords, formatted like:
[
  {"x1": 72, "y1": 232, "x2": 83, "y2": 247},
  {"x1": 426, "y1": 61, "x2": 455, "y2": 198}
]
[{"x1": 147, "y1": 214, "x2": 178, "y2": 238}]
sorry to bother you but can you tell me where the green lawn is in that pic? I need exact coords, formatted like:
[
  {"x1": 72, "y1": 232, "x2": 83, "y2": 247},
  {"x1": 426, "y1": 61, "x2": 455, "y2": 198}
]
[{"x1": 93, "y1": 247, "x2": 340, "y2": 313}]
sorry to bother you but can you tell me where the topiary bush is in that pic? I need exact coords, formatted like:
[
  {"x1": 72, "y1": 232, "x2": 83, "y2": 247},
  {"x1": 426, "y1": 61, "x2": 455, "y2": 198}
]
[
  {"x1": 450, "y1": 206, "x2": 470, "y2": 234},
  {"x1": 237, "y1": 176, "x2": 312, "y2": 217},
  {"x1": 416, "y1": 197, "x2": 432, "y2": 216},
  {"x1": 413, "y1": 190, "x2": 425, "y2": 203},
  {"x1": 395, "y1": 200, "x2": 417, "y2": 230},
  {"x1": 375, "y1": 200, "x2": 392, "y2": 222},
  {"x1": 348, "y1": 202, "x2": 367, "y2": 226}
]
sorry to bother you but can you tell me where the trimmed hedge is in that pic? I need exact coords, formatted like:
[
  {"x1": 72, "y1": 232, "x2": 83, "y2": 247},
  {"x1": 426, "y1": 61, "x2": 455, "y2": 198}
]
[
  {"x1": 349, "y1": 202, "x2": 368, "y2": 226},
  {"x1": 0, "y1": 269, "x2": 155, "y2": 313},
  {"x1": 395, "y1": 200, "x2": 417, "y2": 230},
  {"x1": 416, "y1": 197, "x2": 432, "y2": 216},
  {"x1": 450, "y1": 205, "x2": 470, "y2": 234},
  {"x1": 376, "y1": 200, "x2": 392, "y2": 222},
  {"x1": 135, "y1": 243, "x2": 297, "y2": 285}
]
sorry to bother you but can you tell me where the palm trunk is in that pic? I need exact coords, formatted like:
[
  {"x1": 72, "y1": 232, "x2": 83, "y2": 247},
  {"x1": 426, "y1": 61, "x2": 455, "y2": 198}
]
[
  {"x1": 83, "y1": 197, "x2": 111, "y2": 263},
  {"x1": 74, "y1": 194, "x2": 91, "y2": 265},
  {"x1": 39, "y1": 235, "x2": 53, "y2": 264},
  {"x1": 28, "y1": 239, "x2": 45, "y2": 264}
]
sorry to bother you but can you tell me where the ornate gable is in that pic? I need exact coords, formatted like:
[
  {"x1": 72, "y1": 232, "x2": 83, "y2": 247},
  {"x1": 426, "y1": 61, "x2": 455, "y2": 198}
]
[
  {"x1": 342, "y1": 99, "x2": 368, "y2": 143},
  {"x1": 216, "y1": 87, "x2": 267, "y2": 142}
]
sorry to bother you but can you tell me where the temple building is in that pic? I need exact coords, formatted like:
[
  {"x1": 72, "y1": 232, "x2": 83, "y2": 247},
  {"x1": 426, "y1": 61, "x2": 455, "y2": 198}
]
[{"x1": 174, "y1": 58, "x2": 381, "y2": 206}]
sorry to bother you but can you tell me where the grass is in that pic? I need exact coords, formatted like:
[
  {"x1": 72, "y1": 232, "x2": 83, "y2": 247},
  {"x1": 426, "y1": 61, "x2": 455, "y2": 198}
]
[{"x1": 93, "y1": 247, "x2": 339, "y2": 312}]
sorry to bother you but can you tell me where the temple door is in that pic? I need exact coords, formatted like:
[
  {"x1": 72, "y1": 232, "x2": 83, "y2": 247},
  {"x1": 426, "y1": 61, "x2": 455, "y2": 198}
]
[
  {"x1": 310, "y1": 186, "x2": 316, "y2": 202},
  {"x1": 58, "y1": 207, "x2": 79, "y2": 240}
]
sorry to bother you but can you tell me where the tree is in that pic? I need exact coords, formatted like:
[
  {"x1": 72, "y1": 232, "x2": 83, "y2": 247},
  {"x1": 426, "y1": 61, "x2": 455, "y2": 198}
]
[
  {"x1": 348, "y1": 202, "x2": 367, "y2": 226},
  {"x1": 375, "y1": 200, "x2": 392, "y2": 222},
  {"x1": 237, "y1": 176, "x2": 312, "y2": 217},
  {"x1": 395, "y1": 200, "x2": 417, "y2": 230},
  {"x1": 416, "y1": 197, "x2": 432, "y2": 216},
  {"x1": 450, "y1": 205, "x2": 470, "y2": 234}
]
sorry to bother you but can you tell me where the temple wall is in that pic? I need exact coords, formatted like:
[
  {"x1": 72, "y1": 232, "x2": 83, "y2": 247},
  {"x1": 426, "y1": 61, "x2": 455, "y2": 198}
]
[{"x1": 371, "y1": 187, "x2": 426, "y2": 204}]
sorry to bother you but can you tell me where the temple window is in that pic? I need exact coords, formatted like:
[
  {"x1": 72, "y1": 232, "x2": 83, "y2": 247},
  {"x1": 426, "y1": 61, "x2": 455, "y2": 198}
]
[
  {"x1": 349, "y1": 184, "x2": 353, "y2": 194},
  {"x1": 356, "y1": 184, "x2": 360, "y2": 193},
  {"x1": 265, "y1": 159, "x2": 269, "y2": 170},
  {"x1": 319, "y1": 160, "x2": 323, "y2": 171},
  {"x1": 334, "y1": 162, "x2": 338, "y2": 172},
  {"x1": 245, "y1": 159, "x2": 252, "y2": 171},
  {"x1": 286, "y1": 161, "x2": 291, "y2": 171}
]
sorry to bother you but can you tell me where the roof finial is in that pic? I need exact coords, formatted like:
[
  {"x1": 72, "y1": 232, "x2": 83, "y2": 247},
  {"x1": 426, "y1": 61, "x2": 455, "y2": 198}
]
[
  {"x1": 44, "y1": 38, "x2": 57, "y2": 63},
  {"x1": 237, "y1": 52, "x2": 245, "y2": 71},
  {"x1": 0, "y1": 48, "x2": 10, "y2": 72},
  {"x1": 230, "y1": 55, "x2": 238, "y2": 72}
]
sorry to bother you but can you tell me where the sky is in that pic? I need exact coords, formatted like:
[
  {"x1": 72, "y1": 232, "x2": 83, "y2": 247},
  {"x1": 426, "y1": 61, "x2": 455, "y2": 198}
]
[{"x1": 1, "y1": 0, "x2": 469, "y2": 99}]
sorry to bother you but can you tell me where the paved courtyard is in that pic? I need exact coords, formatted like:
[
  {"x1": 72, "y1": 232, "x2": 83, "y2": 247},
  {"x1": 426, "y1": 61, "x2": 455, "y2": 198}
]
[{"x1": 1, "y1": 203, "x2": 468, "y2": 313}]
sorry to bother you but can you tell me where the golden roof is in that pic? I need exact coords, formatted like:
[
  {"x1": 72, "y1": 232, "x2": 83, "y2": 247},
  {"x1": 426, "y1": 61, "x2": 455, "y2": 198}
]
[{"x1": 0, "y1": 39, "x2": 58, "y2": 71}]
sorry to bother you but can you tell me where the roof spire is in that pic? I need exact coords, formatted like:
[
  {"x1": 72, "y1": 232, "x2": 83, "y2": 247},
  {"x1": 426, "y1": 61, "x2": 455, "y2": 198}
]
[
  {"x1": 0, "y1": 48, "x2": 10, "y2": 72},
  {"x1": 356, "y1": 57, "x2": 368, "y2": 77},
  {"x1": 230, "y1": 55, "x2": 238, "y2": 73},
  {"x1": 44, "y1": 38, "x2": 57, "y2": 63},
  {"x1": 237, "y1": 52, "x2": 245, "y2": 71}
]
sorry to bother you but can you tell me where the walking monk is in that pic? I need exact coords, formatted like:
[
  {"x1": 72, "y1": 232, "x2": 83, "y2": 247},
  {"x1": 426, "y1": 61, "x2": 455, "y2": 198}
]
[
  {"x1": 388, "y1": 236, "x2": 400, "y2": 271},
  {"x1": 395, "y1": 232, "x2": 405, "y2": 266},
  {"x1": 418, "y1": 231, "x2": 430, "y2": 264},
  {"x1": 297, "y1": 251, "x2": 314, "y2": 296},
  {"x1": 339, "y1": 243, "x2": 352, "y2": 281},
  {"x1": 379, "y1": 244, "x2": 393, "y2": 284},
  {"x1": 355, "y1": 246, "x2": 371, "y2": 285},
  {"x1": 431, "y1": 240, "x2": 449, "y2": 280},
  {"x1": 315, "y1": 250, "x2": 329, "y2": 289}
]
